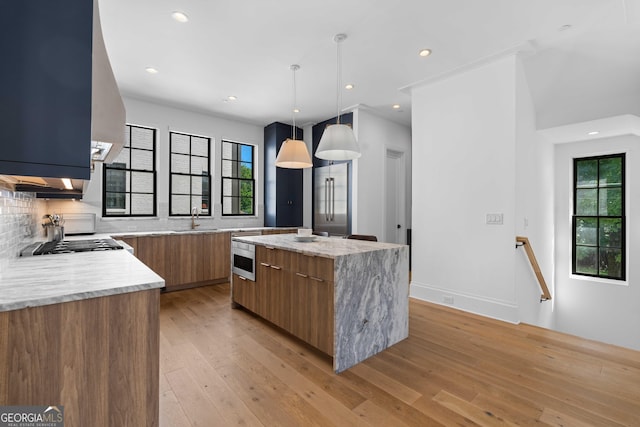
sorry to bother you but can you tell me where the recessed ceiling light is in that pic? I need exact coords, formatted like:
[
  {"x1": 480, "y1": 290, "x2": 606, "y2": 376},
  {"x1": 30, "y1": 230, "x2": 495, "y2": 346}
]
[
  {"x1": 293, "y1": 108, "x2": 300, "y2": 113},
  {"x1": 171, "y1": 11, "x2": 189, "y2": 23},
  {"x1": 145, "y1": 67, "x2": 159, "y2": 74},
  {"x1": 392, "y1": 104, "x2": 401, "y2": 109},
  {"x1": 419, "y1": 49, "x2": 432, "y2": 57},
  {"x1": 345, "y1": 84, "x2": 354, "y2": 90},
  {"x1": 588, "y1": 131, "x2": 599, "y2": 135},
  {"x1": 227, "y1": 95, "x2": 237, "y2": 101}
]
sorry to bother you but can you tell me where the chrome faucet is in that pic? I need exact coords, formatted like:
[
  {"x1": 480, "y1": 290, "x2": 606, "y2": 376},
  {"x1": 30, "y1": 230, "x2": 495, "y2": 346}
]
[{"x1": 191, "y1": 206, "x2": 200, "y2": 230}]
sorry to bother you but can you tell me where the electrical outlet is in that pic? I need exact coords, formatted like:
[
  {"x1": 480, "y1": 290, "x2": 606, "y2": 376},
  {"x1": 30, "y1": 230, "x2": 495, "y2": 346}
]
[
  {"x1": 443, "y1": 295, "x2": 454, "y2": 305},
  {"x1": 486, "y1": 213, "x2": 504, "y2": 225}
]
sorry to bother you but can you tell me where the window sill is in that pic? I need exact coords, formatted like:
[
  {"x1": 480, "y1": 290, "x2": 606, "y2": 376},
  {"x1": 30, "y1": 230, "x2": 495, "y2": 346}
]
[{"x1": 570, "y1": 274, "x2": 628, "y2": 286}]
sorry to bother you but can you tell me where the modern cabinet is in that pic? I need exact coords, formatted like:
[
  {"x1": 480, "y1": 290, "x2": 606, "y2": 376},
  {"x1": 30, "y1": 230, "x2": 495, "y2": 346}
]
[
  {"x1": 264, "y1": 122, "x2": 304, "y2": 227},
  {"x1": 231, "y1": 234, "x2": 409, "y2": 373},
  {"x1": 136, "y1": 235, "x2": 173, "y2": 288},
  {"x1": 233, "y1": 244, "x2": 334, "y2": 355},
  {"x1": 0, "y1": 289, "x2": 160, "y2": 427},
  {"x1": 202, "y1": 232, "x2": 231, "y2": 281},
  {"x1": 117, "y1": 231, "x2": 232, "y2": 292},
  {"x1": 172, "y1": 234, "x2": 203, "y2": 286},
  {"x1": 1, "y1": 1, "x2": 93, "y2": 179},
  {"x1": 232, "y1": 273, "x2": 258, "y2": 313}
]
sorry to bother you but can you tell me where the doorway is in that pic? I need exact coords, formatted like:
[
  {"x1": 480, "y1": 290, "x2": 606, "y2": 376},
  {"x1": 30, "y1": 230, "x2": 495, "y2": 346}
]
[{"x1": 384, "y1": 149, "x2": 405, "y2": 244}]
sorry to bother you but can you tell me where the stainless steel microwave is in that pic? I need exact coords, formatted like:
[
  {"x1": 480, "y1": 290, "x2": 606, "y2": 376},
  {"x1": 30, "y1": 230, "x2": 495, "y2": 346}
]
[{"x1": 231, "y1": 240, "x2": 255, "y2": 281}]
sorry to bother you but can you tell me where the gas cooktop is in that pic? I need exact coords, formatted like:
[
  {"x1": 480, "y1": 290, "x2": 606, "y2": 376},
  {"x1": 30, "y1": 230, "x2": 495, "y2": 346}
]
[{"x1": 21, "y1": 238, "x2": 124, "y2": 256}]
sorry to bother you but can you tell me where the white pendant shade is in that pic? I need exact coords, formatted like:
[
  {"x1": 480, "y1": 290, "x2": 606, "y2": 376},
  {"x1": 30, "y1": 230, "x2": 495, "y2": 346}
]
[
  {"x1": 275, "y1": 138, "x2": 313, "y2": 169},
  {"x1": 315, "y1": 124, "x2": 361, "y2": 161}
]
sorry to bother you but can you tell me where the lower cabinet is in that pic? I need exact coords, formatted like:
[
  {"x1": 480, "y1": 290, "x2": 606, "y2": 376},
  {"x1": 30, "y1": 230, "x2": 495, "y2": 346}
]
[
  {"x1": 118, "y1": 232, "x2": 231, "y2": 291},
  {"x1": 0, "y1": 289, "x2": 160, "y2": 427},
  {"x1": 234, "y1": 245, "x2": 334, "y2": 356},
  {"x1": 233, "y1": 273, "x2": 258, "y2": 313},
  {"x1": 203, "y1": 232, "x2": 231, "y2": 282},
  {"x1": 136, "y1": 235, "x2": 173, "y2": 288}
]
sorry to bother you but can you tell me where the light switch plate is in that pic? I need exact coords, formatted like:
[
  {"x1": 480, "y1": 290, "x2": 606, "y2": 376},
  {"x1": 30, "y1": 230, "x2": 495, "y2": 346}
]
[{"x1": 486, "y1": 213, "x2": 504, "y2": 225}]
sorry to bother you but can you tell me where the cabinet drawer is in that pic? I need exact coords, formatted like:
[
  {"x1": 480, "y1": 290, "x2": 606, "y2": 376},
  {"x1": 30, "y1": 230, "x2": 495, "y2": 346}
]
[
  {"x1": 257, "y1": 245, "x2": 291, "y2": 269},
  {"x1": 293, "y1": 253, "x2": 334, "y2": 282}
]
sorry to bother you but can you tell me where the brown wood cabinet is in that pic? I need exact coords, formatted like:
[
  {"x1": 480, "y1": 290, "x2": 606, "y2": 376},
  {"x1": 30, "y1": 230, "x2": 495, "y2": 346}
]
[
  {"x1": 119, "y1": 236, "x2": 138, "y2": 254},
  {"x1": 136, "y1": 235, "x2": 173, "y2": 288},
  {"x1": 234, "y1": 245, "x2": 334, "y2": 355},
  {"x1": 117, "y1": 232, "x2": 232, "y2": 292},
  {"x1": 261, "y1": 229, "x2": 297, "y2": 235},
  {"x1": 0, "y1": 289, "x2": 160, "y2": 427},
  {"x1": 202, "y1": 232, "x2": 231, "y2": 282},
  {"x1": 171, "y1": 233, "x2": 203, "y2": 286},
  {"x1": 232, "y1": 273, "x2": 258, "y2": 313},
  {"x1": 290, "y1": 253, "x2": 334, "y2": 354}
]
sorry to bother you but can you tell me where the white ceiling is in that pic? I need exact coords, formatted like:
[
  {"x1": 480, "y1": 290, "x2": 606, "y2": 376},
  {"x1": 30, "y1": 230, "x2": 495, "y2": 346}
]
[{"x1": 98, "y1": 0, "x2": 638, "y2": 129}]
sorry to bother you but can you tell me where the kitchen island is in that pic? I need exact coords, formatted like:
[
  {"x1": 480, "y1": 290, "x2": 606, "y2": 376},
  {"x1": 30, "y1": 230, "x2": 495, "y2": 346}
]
[
  {"x1": 0, "y1": 250, "x2": 164, "y2": 427},
  {"x1": 231, "y1": 234, "x2": 409, "y2": 373}
]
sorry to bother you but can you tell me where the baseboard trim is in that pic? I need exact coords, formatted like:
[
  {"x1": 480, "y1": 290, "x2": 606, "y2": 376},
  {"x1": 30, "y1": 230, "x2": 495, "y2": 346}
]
[{"x1": 410, "y1": 281, "x2": 519, "y2": 324}]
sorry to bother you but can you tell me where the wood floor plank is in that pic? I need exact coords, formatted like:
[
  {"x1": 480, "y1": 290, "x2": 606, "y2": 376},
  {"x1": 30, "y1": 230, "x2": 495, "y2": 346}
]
[
  {"x1": 539, "y1": 407, "x2": 597, "y2": 427},
  {"x1": 159, "y1": 285, "x2": 640, "y2": 427},
  {"x1": 159, "y1": 389, "x2": 192, "y2": 427},
  {"x1": 165, "y1": 368, "x2": 227, "y2": 426},
  {"x1": 433, "y1": 390, "x2": 517, "y2": 427},
  {"x1": 216, "y1": 349, "x2": 332, "y2": 427},
  {"x1": 348, "y1": 361, "x2": 423, "y2": 405},
  {"x1": 235, "y1": 333, "x2": 366, "y2": 426}
]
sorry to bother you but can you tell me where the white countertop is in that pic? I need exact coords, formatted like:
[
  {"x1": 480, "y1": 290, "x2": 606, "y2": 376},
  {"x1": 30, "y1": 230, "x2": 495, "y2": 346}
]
[
  {"x1": 233, "y1": 234, "x2": 406, "y2": 258},
  {"x1": 0, "y1": 249, "x2": 164, "y2": 312}
]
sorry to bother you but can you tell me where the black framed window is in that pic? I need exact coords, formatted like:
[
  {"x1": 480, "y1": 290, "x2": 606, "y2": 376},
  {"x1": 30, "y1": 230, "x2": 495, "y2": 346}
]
[
  {"x1": 221, "y1": 140, "x2": 254, "y2": 216},
  {"x1": 573, "y1": 153, "x2": 625, "y2": 280},
  {"x1": 103, "y1": 124, "x2": 156, "y2": 217},
  {"x1": 169, "y1": 131, "x2": 211, "y2": 216}
]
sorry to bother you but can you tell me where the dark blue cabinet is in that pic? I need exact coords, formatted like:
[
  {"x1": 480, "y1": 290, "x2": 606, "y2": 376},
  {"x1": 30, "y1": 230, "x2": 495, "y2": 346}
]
[
  {"x1": 0, "y1": 1, "x2": 93, "y2": 179},
  {"x1": 264, "y1": 122, "x2": 303, "y2": 227}
]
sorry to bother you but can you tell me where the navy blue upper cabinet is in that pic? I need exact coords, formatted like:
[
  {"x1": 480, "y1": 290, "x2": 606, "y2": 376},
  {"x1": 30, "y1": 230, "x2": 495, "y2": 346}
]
[
  {"x1": 0, "y1": 1, "x2": 93, "y2": 179},
  {"x1": 264, "y1": 122, "x2": 304, "y2": 227}
]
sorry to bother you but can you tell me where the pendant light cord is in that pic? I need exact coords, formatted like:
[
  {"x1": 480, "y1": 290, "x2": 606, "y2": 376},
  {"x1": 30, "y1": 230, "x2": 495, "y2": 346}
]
[
  {"x1": 290, "y1": 64, "x2": 300, "y2": 140},
  {"x1": 336, "y1": 37, "x2": 342, "y2": 125}
]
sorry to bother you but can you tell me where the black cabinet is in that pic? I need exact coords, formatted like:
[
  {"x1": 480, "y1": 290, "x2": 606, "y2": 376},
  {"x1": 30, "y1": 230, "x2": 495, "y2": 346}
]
[
  {"x1": 0, "y1": 1, "x2": 93, "y2": 179},
  {"x1": 264, "y1": 122, "x2": 303, "y2": 227}
]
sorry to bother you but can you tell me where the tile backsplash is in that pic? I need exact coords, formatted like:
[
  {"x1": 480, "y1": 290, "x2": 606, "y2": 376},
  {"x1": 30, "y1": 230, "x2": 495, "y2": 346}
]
[{"x1": 0, "y1": 183, "x2": 46, "y2": 273}]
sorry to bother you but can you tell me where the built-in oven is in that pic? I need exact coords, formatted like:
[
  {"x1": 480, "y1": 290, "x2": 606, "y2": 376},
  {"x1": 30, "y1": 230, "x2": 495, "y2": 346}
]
[{"x1": 231, "y1": 240, "x2": 256, "y2": 281}]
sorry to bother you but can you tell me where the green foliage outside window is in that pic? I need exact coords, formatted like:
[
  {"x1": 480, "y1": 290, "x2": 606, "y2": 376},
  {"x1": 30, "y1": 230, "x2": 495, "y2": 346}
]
[
  {"x1": 222, "y1": 141, "x2": 255, "y2": 215},
  {"x1": 573, "y1": 154, "x2": 625, "y2": 280}
]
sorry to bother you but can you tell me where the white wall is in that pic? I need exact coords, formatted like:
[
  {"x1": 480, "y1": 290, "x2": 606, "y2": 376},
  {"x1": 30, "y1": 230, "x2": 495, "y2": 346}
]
[
  {"x1": 514, "y1": 57, "x2": 555, "y2": 328},
  {"x1": 410, "y1": 55, "x2": 520, "y2": 322},
  {"x1": 48, "y1": 97, "x2": 265, "y2": 233},
  {"x1": 554, "y1": 135, "x2": 640, "y2": 350},
  {"x1": 411, "y1": 51, "x2": 640, "y2": 351},
  {"x1": 352, "y1": 108, "x2": 412, "y2": 242}
]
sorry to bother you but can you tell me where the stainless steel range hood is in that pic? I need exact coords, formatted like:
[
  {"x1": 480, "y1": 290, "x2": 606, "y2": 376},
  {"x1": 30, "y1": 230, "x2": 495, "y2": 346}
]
[{"x1": 91, "y1": 0, "x2": 126, "y2": 164}]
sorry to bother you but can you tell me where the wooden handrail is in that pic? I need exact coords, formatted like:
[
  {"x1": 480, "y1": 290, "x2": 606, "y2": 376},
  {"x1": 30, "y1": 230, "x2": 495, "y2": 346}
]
[{"x1": 516, "y1": 236, "x2": 551, "y2": 302}]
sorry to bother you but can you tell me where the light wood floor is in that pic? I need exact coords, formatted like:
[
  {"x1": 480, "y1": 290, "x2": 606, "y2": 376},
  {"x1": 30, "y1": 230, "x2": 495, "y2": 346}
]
[{"x1": 159, "y1": 284, "x2": 640, "y2": 426}]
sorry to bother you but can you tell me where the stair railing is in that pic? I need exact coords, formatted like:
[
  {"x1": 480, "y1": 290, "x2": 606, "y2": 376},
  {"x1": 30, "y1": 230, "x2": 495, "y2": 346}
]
[{"x1": 515, "y1": 236, "x2": 551, "y2": 302}]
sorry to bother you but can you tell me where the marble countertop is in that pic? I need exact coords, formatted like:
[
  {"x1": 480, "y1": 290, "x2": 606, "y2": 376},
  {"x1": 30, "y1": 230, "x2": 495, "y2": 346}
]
[
  {"x1": 0, "y1": 250, "x2": 164, "y2": 312},
  {"x1": 233, "y1": 234, "x2": 406, "y2": 258},
  {"x1": 110, "y1": 227, "x2": 295, "y2": 238}
]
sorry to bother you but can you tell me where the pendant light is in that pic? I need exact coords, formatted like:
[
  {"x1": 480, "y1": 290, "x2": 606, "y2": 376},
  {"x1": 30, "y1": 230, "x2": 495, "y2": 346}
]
[
  {"x1": 275, "y1": 64, "x2": 313, "y2": 169},
  {"x1": 315, "y1": 33, "x2": 361, "y2": 161}
]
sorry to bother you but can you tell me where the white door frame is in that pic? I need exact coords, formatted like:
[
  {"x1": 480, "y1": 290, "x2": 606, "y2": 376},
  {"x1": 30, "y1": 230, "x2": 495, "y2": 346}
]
[{"x1": 384, "y1": 148, "x2": 406, "y2": 244}]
